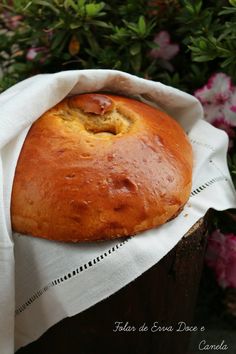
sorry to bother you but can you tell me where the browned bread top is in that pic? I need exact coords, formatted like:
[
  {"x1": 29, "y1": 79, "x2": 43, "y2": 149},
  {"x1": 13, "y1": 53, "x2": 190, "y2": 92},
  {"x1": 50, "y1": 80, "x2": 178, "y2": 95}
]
[{"x1": 11, "y1": 93, "x2": 193, "y2": 242}]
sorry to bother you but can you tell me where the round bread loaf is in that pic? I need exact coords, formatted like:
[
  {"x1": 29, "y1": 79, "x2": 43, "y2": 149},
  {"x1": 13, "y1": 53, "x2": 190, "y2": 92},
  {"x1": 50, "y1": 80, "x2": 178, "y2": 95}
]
[{"x1": 11, "y1": 93, "x2": 193, "y2": 242}]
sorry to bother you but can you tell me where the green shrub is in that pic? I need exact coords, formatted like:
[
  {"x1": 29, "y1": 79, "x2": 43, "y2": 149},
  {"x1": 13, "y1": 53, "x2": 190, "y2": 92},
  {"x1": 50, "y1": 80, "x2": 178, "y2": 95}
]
[
  {"x1": 0, "y1": 0, "x2": 235, "y2": 184},
  {"x1": 0, "y1": 0, "x2": 235, "y2": 92}
]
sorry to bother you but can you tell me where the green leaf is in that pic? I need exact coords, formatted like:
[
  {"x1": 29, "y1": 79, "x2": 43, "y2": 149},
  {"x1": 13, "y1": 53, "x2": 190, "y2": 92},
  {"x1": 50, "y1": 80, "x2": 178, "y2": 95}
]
[
  {"x1": 192, "y1": 55, "x2": 216, "y2": 62},
  {"x1": 31, "y1": 0, "x2": 60, "y2": 14},
  {"x1": 185, "y1": 4, "x2": 194, "y2": 14},
  {"x1": 51, "y1": 19, "x2": 65, "y2": 30},
  {"x1": 89, "y1": 20, "x2": 110, "y2": 28},
  {"x1": 129, "y1": 42, "x2": 141, "y2": 56},
  {"x1": 64, "y1": 0, "x2": 78, "y2": 12},
  {"x1": 220, "y1": 6, "x2": 236, "y2": 15},
  {"x1": 85, "y1": 3, "x2": 104, "y2": 17},
  {"x1": 78, "y1": 0, "x2": 86, "y2": 7},
  {"x1": 125, "y1": 22, "x2": 138, "y2": 34},
  {"x1": 86, "y1": 31, "x2": 100, "y2": 52},
  {"x1": 51, "y1": 31, "x2": 67, "y2": 50},
  {"x1": 69, "y1": 22, "x2": 81, "y2": 29},
  {"x1": 138, "y1": 16, "x2": 146, "y2": 35},
  {"x1": 188, "y1": 45, "x2": 201, "y2": 53},
  {"x1": 130, "y1": 52, "x2": 142, "y2": 72},
  {"x1": 12, "y1": 62, "x2": 28, "y2": 72},
  {"x1": 195, "y1": 0, "x2": 203, "y2": 14},
  {"x1": 229, "y1": 0, "x2": 236, "y2": 7},
  {"x1": 199, "y1": 40, "x2": 207, "y2": 50}
]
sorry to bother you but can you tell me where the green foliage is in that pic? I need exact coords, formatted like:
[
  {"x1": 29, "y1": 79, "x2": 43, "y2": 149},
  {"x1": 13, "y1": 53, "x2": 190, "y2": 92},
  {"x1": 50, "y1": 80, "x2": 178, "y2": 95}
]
[
  {"x1": 1, "y1": 0, "x2": 236, "y2": 90},
  {"x1": 0, "y1": 0, "x2": 236, "y2": 186},
  {"x1": 178, "y1": 0, "x2": 236, "y2": 77},
  {"x1": 0, "y1": 0, "x2": 162, "y2": 89}
]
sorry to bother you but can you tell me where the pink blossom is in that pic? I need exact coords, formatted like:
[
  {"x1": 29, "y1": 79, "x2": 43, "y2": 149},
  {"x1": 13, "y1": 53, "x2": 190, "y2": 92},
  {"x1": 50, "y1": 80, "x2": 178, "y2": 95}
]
[
  {"x1": 3, "y1": 11, "x2": 23, "y2": 29},
  {"x1": 194, "y1": 73, "x2": 236, "y2": 127},
  {"x1": 8, "y1": 15, "x2": 23, "y2": 29},
  {"x1": 150, "y1": 31, "x2": 179, "y2": 61},
  {"x1": 194, "y1": 73, "x2": 236, "y2": 147},
  {"x1": 26, "y1": 47, "x2": 49, "y2": 62},
  {"x1": 195, "y1": 73, "x2": 233, "y2": 105},
  {"x1": 225, "y1": 89, "x2": 236, "y2": 125},
  {"x1": 205, "y1": 229, "x2": 236, "y2": 289}
]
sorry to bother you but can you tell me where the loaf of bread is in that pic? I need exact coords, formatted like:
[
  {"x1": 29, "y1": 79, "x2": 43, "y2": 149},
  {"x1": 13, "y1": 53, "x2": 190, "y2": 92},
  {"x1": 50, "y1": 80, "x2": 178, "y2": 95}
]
[{"x1": 11, "y1": 93, "x2": 193, "y2": 242}]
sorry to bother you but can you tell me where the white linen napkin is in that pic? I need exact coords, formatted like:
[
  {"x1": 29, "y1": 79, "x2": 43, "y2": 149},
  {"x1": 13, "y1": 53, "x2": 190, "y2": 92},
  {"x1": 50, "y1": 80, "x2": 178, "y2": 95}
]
[{"x1": 0, "y1": 70, "x2": 235, "y2": 354}]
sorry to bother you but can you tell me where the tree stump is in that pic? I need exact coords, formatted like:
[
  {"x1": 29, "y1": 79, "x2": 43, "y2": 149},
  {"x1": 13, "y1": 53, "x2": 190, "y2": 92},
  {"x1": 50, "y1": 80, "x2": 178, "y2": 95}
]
[{"x1": 16, "y1": 214, "x2": 210, "y2": 354}]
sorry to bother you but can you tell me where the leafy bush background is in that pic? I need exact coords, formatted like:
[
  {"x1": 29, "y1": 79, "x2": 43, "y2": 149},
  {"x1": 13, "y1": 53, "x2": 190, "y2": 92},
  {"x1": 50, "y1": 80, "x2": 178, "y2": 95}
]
[
  {"x1": 0, "y1": 0, "x2": 236, "y2": 183},
  {"x1": 1, "y1": 0, "x2": 236, "y2": 91}
]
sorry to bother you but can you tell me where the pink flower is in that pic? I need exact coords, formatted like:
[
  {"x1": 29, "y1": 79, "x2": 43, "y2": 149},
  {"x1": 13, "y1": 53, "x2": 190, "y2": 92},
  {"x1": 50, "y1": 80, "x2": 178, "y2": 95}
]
[
  {"x1": 9, "y1": 15, "x2": 23, "y2": 28},
  {"x1": 205, "y1": 229, "x2": 236, "y2": 289},
  {"x1": 194, "y1": 73, "x2": 236, "y2": 127},
  {"x1": 195, "y1": 73, "x2": 233, "y2": 105},
  {"x1": 150, "y1": 31, "x2": 179, "y2": 61},
  {"x1": 194, "y1": 73, "x2": 236, "y2": 147},
  {"x1": 3, "y1": 11, "x2": 23, "y2": 29},
  {"x1": 26, "y1": 47, "x2": 49, "y2": 62}
]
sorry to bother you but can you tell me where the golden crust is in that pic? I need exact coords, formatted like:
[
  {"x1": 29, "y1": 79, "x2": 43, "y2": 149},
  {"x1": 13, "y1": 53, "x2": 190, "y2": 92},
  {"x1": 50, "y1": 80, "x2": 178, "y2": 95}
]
[{"x1": 11, "y1": 93, "x2": 193, "y2": 242}]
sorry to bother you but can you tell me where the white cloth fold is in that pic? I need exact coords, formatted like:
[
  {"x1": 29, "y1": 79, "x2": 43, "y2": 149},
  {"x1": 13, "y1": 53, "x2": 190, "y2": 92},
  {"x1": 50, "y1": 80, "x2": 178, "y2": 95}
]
[{"x1": 0, "y1": 70, "x2": 235, "y2": 354}]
